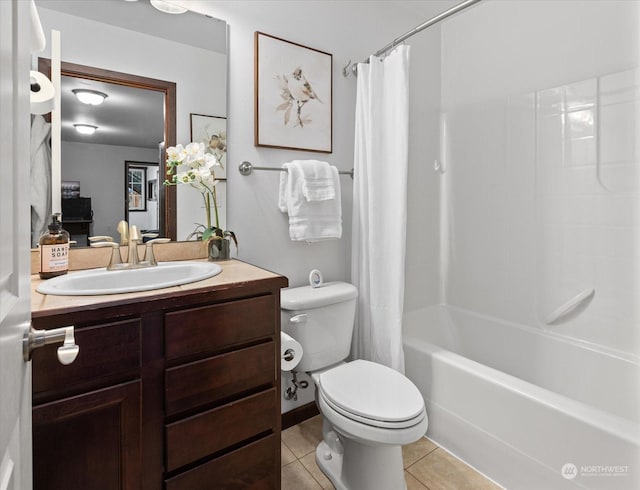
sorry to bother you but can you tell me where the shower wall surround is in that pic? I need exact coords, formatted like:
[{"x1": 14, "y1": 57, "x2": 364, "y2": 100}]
[
  {"x1": 440, "y1": 0, "x2": 639, "y2": 357},
  {"x1": 535, "y1": 68, "x2": 639, "y2": 352}
]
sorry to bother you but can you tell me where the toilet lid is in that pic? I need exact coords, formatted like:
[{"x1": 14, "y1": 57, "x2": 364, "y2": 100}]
[{"x1": 318, "y1": 360, "x2": 425, "y2": 424}]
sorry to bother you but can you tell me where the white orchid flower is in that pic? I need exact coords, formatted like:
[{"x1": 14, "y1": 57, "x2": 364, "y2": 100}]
[
  {"x1": 180, "y1": 144, "x2": 197, "y2": 166},
  {"x1": 196, "y1": 166, "x2": 212, "y2": 181},
  {"x1": 165, "y1": 140, "x2": 227, "y2": 234},
  {"x1": 176, "y1": 171, "x2": 190, "y2": 183},
  {"x1": 167, "y1": 144, "x2": 186, "y2": 163},
  {"x1": 203, "y1": 152, "x2": 219, "y2": 168}
]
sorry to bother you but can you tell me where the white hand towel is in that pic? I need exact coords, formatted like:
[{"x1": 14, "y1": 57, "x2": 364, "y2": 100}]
[
  {"x1": 279, "y1": 162, "x2": 342, "y2": 242},
  {"x1": 278, "y1": 163, "x2": 290, "y2": 213},
  {"x1": 296, "y1": 160, "x2": 335, "y2": 201}
]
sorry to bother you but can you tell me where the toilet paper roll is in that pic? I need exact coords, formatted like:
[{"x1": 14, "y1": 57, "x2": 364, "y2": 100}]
[
  {"x1": 30, "y1": 70, "x2": 55, "y2": 115},
  {"x1": 281, "y1": 332, "x2": 303, "y2": 371}
]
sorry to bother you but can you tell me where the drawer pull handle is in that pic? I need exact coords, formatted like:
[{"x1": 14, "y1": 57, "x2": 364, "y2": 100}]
[{"x1": 23, "y1": 323, "x2": 79, "y2": 365}]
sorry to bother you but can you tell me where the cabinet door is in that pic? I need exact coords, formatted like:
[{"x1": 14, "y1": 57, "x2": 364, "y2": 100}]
[{"x1": 32, "y1": 380, "x2": 141, "y2": 490}]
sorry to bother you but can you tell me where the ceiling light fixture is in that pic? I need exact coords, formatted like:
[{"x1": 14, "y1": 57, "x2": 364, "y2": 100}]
[
  {"x1": 74, "y1": 124, "x2": 98, "y2": 135},
  {"x1": 150, "y1": 0, "x2": 187, "y2": 14},
  {"x1": 72, "y1": 89, "x2": 108, "y2": 105}
]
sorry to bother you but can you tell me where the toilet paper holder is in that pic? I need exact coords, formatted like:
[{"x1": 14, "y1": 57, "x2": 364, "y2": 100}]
[{"x1": 282, "y1": 348, "x2": 296, "y2": 362}]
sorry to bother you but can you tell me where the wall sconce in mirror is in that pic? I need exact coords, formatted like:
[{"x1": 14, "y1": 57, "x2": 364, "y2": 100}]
[
  {"x1": 150, "y1": 0, "x2": 187, "y2": 15},
  {"x1": 72, "y1": 89, "x2": 108, "y2": 105},
  {"x1": 74, "y1": 124, "x2": 98, "y2": 135}
]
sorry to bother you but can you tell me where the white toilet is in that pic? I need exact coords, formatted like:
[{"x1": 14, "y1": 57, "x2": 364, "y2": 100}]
[{"x1": 281, "y1": 281, "x2": 428, "y2": 490}]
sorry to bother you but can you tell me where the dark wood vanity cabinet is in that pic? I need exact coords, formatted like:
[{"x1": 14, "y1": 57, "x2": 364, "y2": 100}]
[
  {"x1": 31, "y1": 267, "x2": 287, "y2": 490},
  {"x1": 33, "y1": 380, "x2": 142, "y2": 490}
]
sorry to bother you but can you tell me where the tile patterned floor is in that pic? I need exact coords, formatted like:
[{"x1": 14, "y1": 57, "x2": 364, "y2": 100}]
[{"x1": 281, "y1": 415, "x2": 500, "y2": 490}]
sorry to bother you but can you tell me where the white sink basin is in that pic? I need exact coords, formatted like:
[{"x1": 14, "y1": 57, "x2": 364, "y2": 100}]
[{"x1": 36, "y1": 261, "x2": 222, "y2": 296}]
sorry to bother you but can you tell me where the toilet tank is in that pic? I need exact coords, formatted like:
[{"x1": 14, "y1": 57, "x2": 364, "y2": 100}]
[{"x1": 281, "y1": 282, "x2": 358, "y2": 372}]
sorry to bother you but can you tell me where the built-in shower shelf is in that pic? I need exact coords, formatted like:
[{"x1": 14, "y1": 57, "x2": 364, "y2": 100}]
[{"x1": 545, "y1": 288, "x2": 595, "y2": 325}]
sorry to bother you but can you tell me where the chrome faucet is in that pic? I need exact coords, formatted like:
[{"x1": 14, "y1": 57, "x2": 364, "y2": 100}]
[
  {"x1": 90, "y1": 222, "x2": 170, "y2": 270},
  {"x1": 127, "y1": 225, "x2": 142, "y2": 266}
]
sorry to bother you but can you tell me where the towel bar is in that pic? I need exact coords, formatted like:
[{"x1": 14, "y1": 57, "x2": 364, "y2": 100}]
[{"x1": 238, "y1": 161, "x2": 354, "y2": 179}]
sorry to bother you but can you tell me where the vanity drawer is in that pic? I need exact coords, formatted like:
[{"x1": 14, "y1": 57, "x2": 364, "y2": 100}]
[
  {"x1": 165, "y1": 388, "x2": 277, "y2": 472},
  {"x1": 165, "y1": 295, "x2": 276, "y2": 361},
  {"x1": 165, "y1": 433, "x2": 278, "y2": 490},
  {"x1": 33, "y1": 318, "x2": 141, "y2": 398},
  {"x1": 165, "y1": 342, "x2": 276, "y2": 416}
]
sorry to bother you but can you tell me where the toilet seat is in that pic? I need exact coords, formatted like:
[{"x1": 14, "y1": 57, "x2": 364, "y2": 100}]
[{"x1": 318, "y1": 360, "x2": 425, "y2": 429}]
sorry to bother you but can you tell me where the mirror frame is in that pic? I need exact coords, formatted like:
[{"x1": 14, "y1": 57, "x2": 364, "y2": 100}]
[{"x1": 38, "y1": 58, "x2": 178, "y2": 241}]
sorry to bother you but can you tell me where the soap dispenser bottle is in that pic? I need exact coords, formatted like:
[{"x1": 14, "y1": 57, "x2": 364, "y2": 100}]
[{"x1": 39, "y1": 213, "x2": 70, "y2": 279}]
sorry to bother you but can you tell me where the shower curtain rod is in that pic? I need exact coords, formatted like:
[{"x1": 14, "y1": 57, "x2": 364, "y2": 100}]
[{"x1": 344, "y1": 0, "x2": 483, "y2": 77}]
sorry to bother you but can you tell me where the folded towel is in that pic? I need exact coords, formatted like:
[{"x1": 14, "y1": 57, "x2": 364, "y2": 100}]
[
  {"x1": 296, "y1": 160, "x2": 335, "y2": 201},
  {"x1": 278, "y1": 163, "x2": 290, "y2": 212},
  {"x1": 279, "y1": 161, "x2": 342, "y2": 242}
]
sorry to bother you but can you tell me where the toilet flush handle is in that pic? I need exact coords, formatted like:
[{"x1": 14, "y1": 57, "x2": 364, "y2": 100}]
[{"x1": 289, "y1": 313, "x2": 308, "y2": 324}]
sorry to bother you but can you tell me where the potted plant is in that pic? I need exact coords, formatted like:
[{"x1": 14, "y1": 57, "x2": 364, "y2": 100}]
[{"x1": 164, "y1": 141, "x2": 237, "y2": 260}]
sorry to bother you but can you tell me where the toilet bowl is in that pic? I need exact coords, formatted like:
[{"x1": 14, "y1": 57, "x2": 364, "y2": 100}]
[
  {"x1": 281, "y1": 282, "x2": 428, "y2": 490},
  {"x1": 314, "y1": 360, "x2": 428, "y2": 490}
]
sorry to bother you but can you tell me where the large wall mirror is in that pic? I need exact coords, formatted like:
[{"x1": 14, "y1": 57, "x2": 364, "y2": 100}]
[{"x1": 33, "y1": 0, "x2": 228, "y2": 246}]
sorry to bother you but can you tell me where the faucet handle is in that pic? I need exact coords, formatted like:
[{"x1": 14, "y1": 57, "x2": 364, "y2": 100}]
[
  {"x1": 88, "y1": 235, "x2": 113, "y2": 243},
  {"x1": 89, "y1": 241, "x2": 123, "y2": 270},
  {"x1": 145, "y1": 238, "x2": 171, "y2": 245},
  {"x1": 143, "y1": 238, "x2": 171, "y2": 266}
]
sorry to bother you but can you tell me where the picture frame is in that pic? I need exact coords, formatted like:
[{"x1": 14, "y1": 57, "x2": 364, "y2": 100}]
[
  {"x1": 126, "y1": 165, "x2": 147, "y2": 212},
  {"x1": 190, "y1": 113, "x2": 227, "y2": 180},
  {"x1": 147, "y1": 179, "x2": 158, "y2": 202},
  {"x1": 255, "y1": 31, "x2": 332, "y2": 153}
]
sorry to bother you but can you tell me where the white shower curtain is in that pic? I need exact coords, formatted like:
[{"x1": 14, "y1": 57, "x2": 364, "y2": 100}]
[
  {"x1": 351, "y1": 46, "x2": 410, "y2": 373},
  {"x1": 30, "y1": 114, "x2": 52, "y2": 247}
]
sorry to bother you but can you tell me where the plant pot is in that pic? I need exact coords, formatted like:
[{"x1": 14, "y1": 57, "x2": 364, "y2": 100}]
[{"x1": 208, "y1": 236, "x2": 230, "y2": 261}]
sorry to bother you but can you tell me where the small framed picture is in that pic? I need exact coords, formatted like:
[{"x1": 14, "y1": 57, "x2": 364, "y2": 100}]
[
  {"x1": 190, "y1": 113, "x2": 227, "y2": 180},
  {"x1": 147, "y1": 179, "x2": 158, "y2": 201},
  {"x1": 255, "y1": 31, "x2": 332, "y2": 153},
  {"x1": 126, "y1": 166, "x2": 147, "y2": 212}
]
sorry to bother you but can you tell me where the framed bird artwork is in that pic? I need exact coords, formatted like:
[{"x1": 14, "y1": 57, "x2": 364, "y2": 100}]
[
  {"x1": 255, "y1": 31, "x2": 332, "y2": 153},
  {"x1": 190, "y1": 113, "x2": 227, "y2": 179}
]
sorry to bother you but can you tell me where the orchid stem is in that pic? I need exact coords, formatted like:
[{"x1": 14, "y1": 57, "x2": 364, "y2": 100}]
[{"x1": 204, "y1": 192, "x2": 212, "y2": 230}]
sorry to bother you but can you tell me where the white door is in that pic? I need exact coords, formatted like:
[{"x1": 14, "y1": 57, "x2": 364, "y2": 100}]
[{"x1": 0, "y1": 1, "x2": 34, "y2": 489}]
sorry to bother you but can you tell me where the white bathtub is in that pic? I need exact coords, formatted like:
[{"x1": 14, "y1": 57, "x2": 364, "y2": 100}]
[{"x1": 403, "y1": 305, "x2": 640, "y2": 490}]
